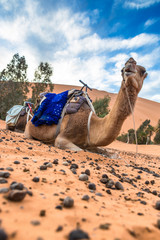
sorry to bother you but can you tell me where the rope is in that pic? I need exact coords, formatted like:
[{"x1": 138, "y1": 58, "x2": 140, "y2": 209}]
[{"x1": 124, "y1": 82, "x2": 138, "y2": 165}]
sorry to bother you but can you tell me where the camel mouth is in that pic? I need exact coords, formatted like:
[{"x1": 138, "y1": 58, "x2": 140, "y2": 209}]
[{"x1": 124, "y1": 69, "x2": 137, "y2": 76}]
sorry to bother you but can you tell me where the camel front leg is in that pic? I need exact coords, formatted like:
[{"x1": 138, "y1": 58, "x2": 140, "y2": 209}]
[{"x1": 55, "y1": 135, "x2": 83, "y2": 151}]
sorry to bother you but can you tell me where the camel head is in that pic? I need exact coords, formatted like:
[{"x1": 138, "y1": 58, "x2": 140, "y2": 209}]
[{"x1": 121, "y1": 57, "x2": 147, "y2": 93}]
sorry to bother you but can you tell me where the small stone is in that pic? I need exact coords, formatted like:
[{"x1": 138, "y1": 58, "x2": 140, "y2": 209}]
[
  {"x1": 106, "y1": 189, "x2": 111, "y2": 195},
  {"x1": 40, "y1": 165, "x2": 47, "y2": 170},
  {"x1": 100, "y1": 178, "x2": 109, "y2": 184},
  {"x1": 53, "y1": 159, "x2": 58, "y2": 164},
  {"x1": 145, "y1": 180, "x2": 149, "y2": 185},
  {"x1": 56, "y1": 225, "x2": 63, "y2": 232},
  {"x1": 79, "y1": 174, "x2": 88, "y2": 181},
  {"x1": 31, "y1": 220, "x2": 40, "y2": 226},
  {"x1": 63, "y1": 196, "x2": 74, "y2": 208},
  {"x1": 55, "y1": 205, "x2": 63, "y2": 210},
  {"x1": 105, "y1": 179, "x2": 114, "y2": 189},
  {"x1": 0, "y1": 228, "x2": 8, "y2": 240},
  {"x1": 0, "y1": 188, "x2": 9, "y2": 193},
  {"x1": 152, "y1": 190, "x2": 157, "y2": 196},
  {"x1": 115, "y1": 182, "x2": 124, "y2": 190},
  {"x1": 70, "y1": 164, "x2": 78, "y2": 169},
  {"x1": 68, "y1": 229, "x2": 89, "y2": 240},
  {"x1": 88, "y1": 183, "x2": 96, "y2": 190},
  {"x1": 40, "y1": 210, "x2": 46, "y2": 217},
  {"x1": 0, "y1": 178, "x2": 8, "y2": 184},
  {"x1": 155, "y1": 201, "x2": 160, "y2": 210},
  {"x1": 32, "y1": 177, "x2": 40, "y2": 183},
  {"x1": 10, "y1": 182, "x2": 24, "y2": 190},
  {"x1": 140, "y1": 200, "x2": 147, "y2": 205},
  {"x1": 0, "y1": 172, "x2": 10, "y2": 178},
  {"x1": 102, "y1": 174, "x2": 108, "y2": 179},
  {"x1": 13, "y1": 161, "x2": 20, "y2": 164},
  {"x1": 63, "y1": 162, "x2": 69, "y2": 166},
  {"x1": 157, "y1": 219, "x2": 160, "y2": 229},
  {"x1": 99, "y1": 223, "x2": 111, "y2": 230},
  {"x1": 84, "y1": 169, "x2": 90, "y2": 176},
  {"x1": 95, "y1": 192, "x2": 103, "y2": 197},
  {"x1": 6, "y1": 167, "x2": 14, "y2": 171},
  {"x1": 6, "y1": 190, "x2": 27, "y2": 201},
  {"x1": 46, "y1": 163, "x2": 53, "y2": 168},
  {"x1": 82, "y1": 195, "x2": 90, "y2": 201}
]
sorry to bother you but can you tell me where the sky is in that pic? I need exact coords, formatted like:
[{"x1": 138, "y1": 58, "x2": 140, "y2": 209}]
[{"x1": 0, "y1": 0, "x2": 160, "y2": 102}]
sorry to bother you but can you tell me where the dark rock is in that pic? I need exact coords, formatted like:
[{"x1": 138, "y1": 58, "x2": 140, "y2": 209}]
[
  {"x1": 68, "y1": 229, "x2": 89, "y2": 240},
  {"x1": 152, "y1": 190, "x2": 157, "y2": 196},
  {"x1": 56, "y1": 225, "x2": 63, "y2": 232},
  {"x1": 157, "y1": 219, "x2": 160, "y2": 229},
  {"x1": 6, "y1": 190, "x2": 27, "y2": 201},
  {"x1": 6, "y1": 167, "x2": 14, "y2": 171},
  {"x1": 155, "y1": 201, "x2": 160, "y2": 210},
  {"x1": 0, "y1": 188, "x2": 9, "y2": 193},
  {"x1": 79, "y1": 174, "x2": 88, "y2": 181},
  {"x1": 53, "y1": 159, "x2": 58, "y2": 164},
  {"x1": 30, "y1": 220, "x2": 40, "y2": 226},
  {"x1": 140, "y1": 200, "x2": 147, "y2": 205},
  {"x1": 40, "y1": 210, "x2": 46, "y2": 217},
  {"x1": 40, "y1": 165, "x2": 47, "y2": 170},
  {"x1": 99, "y1": 223, "x2": 111, "y2": 230},
  {"x1": 55, "y1": 205, "x2": 63, "y2": 210},
  {"x1": 10, "y1": 182, "x2": 24, "y2": 190},
  {"x1": 0, "y1": 228, "x2": 8, "y2": 240},
  {"x1": 13, "y1": 161, "x2": 20, "y2": 164},
  {"x1": 84, "y1": 169, "x2": 90, "y2": 176},
  {"x1": 115, "y1": 182, "x2": 124, "y2": 190},
  {"x1": 0, "y1": 178, "x2": 8, "y2": 184},
  {"x1": 106, "y1": 190, "x2": 111, "y2": 195},
  {"x1": 32, "y1": 177, "x2": 40, "y2": 183},
  {"x1": 70, "y1": 164, "x2": 79, "y2": 169},
  {"x1": 105, "y1": 179, "x2": 114, "y2": 189},
  {"x1": 82, "y1": 195, "x2": 90, "y2": 201},
  {"x1": 100, "y1": 178, "x2": 109, "y2": 184},
  {"x1": 88, "y1": 183, "x2": 96, "y2": 190},
  {"x1": 63, "y1": 196, "x2": 74, "y2": 208},
  {"x1": 0, "y1": 172, "x2": 10, "y2": 178}
]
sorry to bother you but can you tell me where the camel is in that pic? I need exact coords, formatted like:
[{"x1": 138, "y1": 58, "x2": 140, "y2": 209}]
[
  {"x1": 24, "y1": 58, "x2": 147, "y2": 151},
  {"x1": 6, "y1": 102, "x2": 34, "y2": 132}
]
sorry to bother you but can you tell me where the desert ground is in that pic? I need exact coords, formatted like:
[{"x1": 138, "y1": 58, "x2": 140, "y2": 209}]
[{"x1": 0, "y1": 85, "x2": 160, "y2": 240}]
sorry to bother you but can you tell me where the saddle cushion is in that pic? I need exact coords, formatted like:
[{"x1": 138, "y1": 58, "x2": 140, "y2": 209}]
[
  {"x1": 31, "y1": 91, "x2": 68, "y2": 126},
  {"x1": 6, "y1": 105, "x2": 24, "y2": 126}
]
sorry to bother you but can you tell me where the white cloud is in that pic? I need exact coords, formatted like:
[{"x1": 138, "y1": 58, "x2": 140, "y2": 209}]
[
  {"x1": 124, "y1": 0, "x2": 160, "y2": 9},
  {"x1": 144, "y1": 18, "x2": 159, "y2": 28}
]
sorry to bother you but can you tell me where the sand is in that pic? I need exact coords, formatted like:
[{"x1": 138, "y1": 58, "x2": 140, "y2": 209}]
[{"x1": 0, "y1": 118, "x2": 160, "y2": 240}]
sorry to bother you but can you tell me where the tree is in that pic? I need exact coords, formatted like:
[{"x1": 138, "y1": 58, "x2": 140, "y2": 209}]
[
  {"x1": 0, "y1": 53, "x2": 29, "y2": 120},
  {"x1": 31, "y1": 62, "x2": 54, "y2": 104},
  {"x1": 154, "y1": 119, "x2": 160, "y2": 144},
  {"x1": 136, "y1": 119, "x2": 154, "y2": 144},
  {"x1": 93, "y1": 96, "x2": 110, "y2": 118}
]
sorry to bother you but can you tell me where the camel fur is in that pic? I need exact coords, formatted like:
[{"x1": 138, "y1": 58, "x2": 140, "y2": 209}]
[{"x1": 24, "y1": 58, "x2": 147, "y2": 151}]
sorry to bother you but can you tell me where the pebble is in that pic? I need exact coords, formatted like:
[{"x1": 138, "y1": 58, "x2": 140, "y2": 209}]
[
  {"x1": 32, "y1": 177, "x2": 40, "y2": 183},
  {"x1": 88, "y1": 183, "x2": 96, "y2": 190},
  {"x1": 46, "y1": 163, "x2": 53, "y2": 168},
  {"x1": 99, "y1": 223, "x2": 111, "y2": 230},
  {"x1": 105, "y1": 179, "x2": 114, "y2": 189},
  {"x1": 40, "y1": 210, "x2": 46, "y2": 217},
  {"x1": 40, "y1": 165, "x2": 47, "y2": 170},
  {"x1": 102, "y1": 174, "x2": 109, "y2": 179},
  {"x1": 30, "y1": 220, "x2": 40, "y2": 226},
  {"x1": 53, "y1": 159, "x2": 58, "y2": 164},
  {"x1": 82, "y1": 195, "x2": 90, "y2": 201},
  {"x1": 155, "y1": 201, "x2": 160, "y2": 210},
  {"x1": 63, "y1": 162, "x2": 69, "y2": 166},
  {"x1": 157, "y1": 219, "x2": 160, "y2": 229},
  {"x1": 0, "y1": 228, "x2": 8, "y2": 240},
  {"x1": 84, "y1": 169, "x2": 90, "y2": 176},
  {"x1": 0, "y1": 178, "x2": 8, "y2": 184},
  {"x1": 63, "y1": 196, "x2": 74, "y2": 208},
  {"x1": 55, "y1": 205, "x2": 63, "y2": 210},
  {"x1": 106, "y1": 189, "x2": 111, "y2": 194},
  {"x1": 95, "y1": 192, "x2": 103, "y2": 197},
  {"x1": 6, "y1": 167, "x2": 14, "y2": 171},
  {"x1": 6, "y1": 190, "x2": 27, "y2": 201},
  {"x1": 56, "y1": 225, "x2": 63, "y2": 232},
  {"x1": 10, "y1": 182, "x2": 24, "y2": 190},
  {"x1": 100, "y1": 178, "x2": 109, "y2": 184},
  {"x1": 115, "y1": 182, "x2": 124, "y2": 190},
  {"x1": 70, "y1": 164, "x2": 78, "y2": 169},
  {"x1": 0, "y1": 188, "x2": 9, "y2": 193},
  {"x1": 68, "y1": 229, "x2": 89, "y2": 240},
  {"x1": 0, "y1": 172, "x2": 10, "y2": 178},
  {"x1": 79, "y1": 174, "x2": 88, "y2": 181},
  {"x1": 13, "y1": 161, "x2": 20, "y2": 164}
]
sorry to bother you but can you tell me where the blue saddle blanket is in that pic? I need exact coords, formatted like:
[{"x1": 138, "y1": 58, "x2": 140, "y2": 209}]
[{"x1": 31, "y1": 91, "x2": 68, "y2": 126}]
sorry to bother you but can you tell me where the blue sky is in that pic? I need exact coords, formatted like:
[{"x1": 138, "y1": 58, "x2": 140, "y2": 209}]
[{"x1": 0, "y1": 0, "x2": 160, "y2": 102}]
